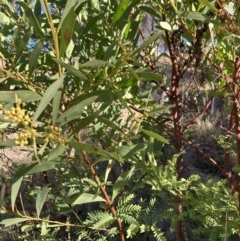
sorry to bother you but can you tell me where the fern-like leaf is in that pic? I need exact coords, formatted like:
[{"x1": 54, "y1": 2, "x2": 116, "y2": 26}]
[
  {"x1": 84, "y1": 210, "x2": 114, "y2": 229},
  {"x1": 151, "y1": 225, "x2": 167, "y2": 241}
]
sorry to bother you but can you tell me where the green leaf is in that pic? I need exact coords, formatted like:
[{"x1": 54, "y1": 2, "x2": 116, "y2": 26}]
[
  {"x1": 123, "y1": 21, "x2": 131, "y2": 39},
  {"x1": 36, "y1": 187, "x2": 49, "y2": 218},
  {"x1": 0, "y1": 91, "x2": 41, "y2": 103},
  {"x1": 53, "y1": 58, "x2": 87, "y2": 80},
  {"x1": 112, "y1": 167, "x2": 135, "y2": 201},
  {"x1": 38, "y1": 142, "x2": 48, "y2": 156},
  {"x1": 47, "y1": 144, "x2": 67, "y2": 161},
  {"x1": 0, "y1": 184, "x2": 6, "y2": 203},
  {"x1": 11, "y1": 176, "x2": 23, "y2": 212},
  {"x1": 0, "y1": 218, "x2": 29, "y2": 227},
  {"x1": 14, "y1": 30, "x2": 32, "y2": 64},
  {"x1": 59, "y1": 8, "x2": 76, "y2": 58},
  {"x1": 132, "y1": 31, "x2": 162, "y2": 55},
  {"x1": 92, "y1": 213, "x2": 113, "y2": 229},
  {"x1": 82, "y1": 15, "x2": 99, "y2": 34},
  {"x1": 71, "y1": 90, "x2": 121, "y2": 106},
  {"x1": 66, "y1": 193, "x2": 106, "y2": 205},
  {"x1": 66, "y1": 38, "x2": 75, "y2": 59},
  {"x1": 149, "y1": 105, "x2": 174, "y2": 116},
  {"x1": 206, "y1": 90, "x2": 226, "y2": 97},
  {"x1": 33, "y1": 75, "x2": 65, "y2": 122},
  {"x1": 52, "y1": 90, "x2": 62, "y2": 124},
  {"x1": 198, "y1": 0, "x2": 219, "y2": 12},
  {"x1": 112, "y1": 0, "x2": 130, "y2": 24},
  {"x1": 69, "y1": 142, "x2": 123, "y2": 162},
  {"x1": 80, "y1": 60, "x2": 111, "y2": 68},
  {"x1": 179, "y1": 11, "x2": 208, "y2": 21},
  {"x1": 97, "y1": 116, "x2": 123, "y2": 132},
  {"x1": 29, "y1": 39, "x2": 43, "y2": 76},
  {"x1": 0, "y1": 12, "x2": 11, "y2": 25},
  {"x1": 92, "y1": 0, "x2": 100, "y2": 11},
  {"x1": 0, "y1": 0, "x2": 15, "y2": 14},
  {"x1": 0, "y1": 139, "x2": 18, "y2": 147},
  {"x1": 159, "y1": 21, "x2": 172, "y2": 31},
  {"x1": 18, "y1": 2, "x2": 45, "y2": 38},
  {"x1": 57, "y1": 0, "x2": 80, "y2": 32},
  {"x1": 138, "y1": 86, "x2": 158, "y2": 99},
  {"x1": 0, "y1": 122, "x2": 17, "y2": 129},
  {"x1": 34, "y1": 0, "x2": 42, "y2": 17},
  {"x1": 13, "y1": 160, "x2": 60, "y2": 178},
  {"x1": 135, "y1": 72, "x2": 163, "y2": 81},
  {"x1": 146, "y1": 137, "x2": 155, "y2": 164},
  {"x1": 103, "y1": 41, "x2": 119, "y2": 60},
  {"x1": 139, "y1": 6, "x2": 161, "y2": 18},
  {"x1": 115, "y1": 144, "x2": 146, "y2": 158},
  {"x1": 104, "y1": 159, "x2": 115, "y2": 183},
  {"x1": 56, "y1": 96, "x2": 97, "y2": 126},
  {"x1": 142, "y1": 129, "x2": 169, "y2": 144},
  {"x1": 127, "y1": 66, "x2": 140, "y2": 82},
  {"x1": 73, "y1": 110, "x2": 101, "y2": 135}
]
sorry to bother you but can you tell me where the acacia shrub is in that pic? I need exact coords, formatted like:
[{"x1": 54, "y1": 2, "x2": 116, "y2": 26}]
[{"x1": 0, "y1": 0, "x2": 240, "y2": 241}]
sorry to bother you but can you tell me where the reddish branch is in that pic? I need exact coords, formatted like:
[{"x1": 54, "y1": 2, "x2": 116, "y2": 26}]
[
  {"x1": 163, "y1": 14, "x2": 184, "y2": 241},
  {"x1": 130, "y1": 105, "x2": 227, "y2": 177},
  {"x1": 66, "y1": 116, "x2": 125, "y2": 241},
  {"x1": 80, "y1": 150, "x2": 125, "y2": 241},
  {"x1": 223, "y1": 106, "x2": 235, "y2": 193},
  {"x1": 59, "y1": 78, "x2": 125, "y2": 239},
  {"x1": 231, "y1": 57, "x2": 240, "y2": 205},
  {"x1": 134, "y1": 2, "x2": 240, "y2": 239}
]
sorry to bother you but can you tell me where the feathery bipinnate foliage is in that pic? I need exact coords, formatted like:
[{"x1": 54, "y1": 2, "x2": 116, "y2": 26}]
[{"x1": 0, "y1": 0, "x2": 240, "y2": 240}]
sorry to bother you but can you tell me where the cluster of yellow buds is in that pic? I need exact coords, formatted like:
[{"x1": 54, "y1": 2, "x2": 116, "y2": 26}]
[
  {"x1": 2, "y1": 99, "x2": 31, "y2": 126},
  {"x1": 44, "y1": 125, "x2": 67, "y2": 145},
  {"x1": 15, "y1": 129, "x2": 37, "y2": 147},
  {"x1": 0, "y1": 99, "x2": 67, "y2": 147},
  {"x1": 0, "y1": 98, "x2": 38, "y2": 147}
]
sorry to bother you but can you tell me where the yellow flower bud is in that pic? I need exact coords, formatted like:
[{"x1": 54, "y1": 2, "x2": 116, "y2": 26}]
[
  {"x1": 24, "y1": 115, "x2": 30, "y2": 121},
  {"x1": 12, "y1": 116, "x2": 18, "y2": 122},
  {"x1": 18, "y1": 112, "x2": 24, "y2": 119},
  {"x1": 54, "y1": 126, "x2": 60, "y2": 132},
  {"x1": 16, "y1": 106, "x2": 21, "y2": 112},
  {"x1": 23, "y1": 121, "x2": 29, "y2": 126},
  {"x1": 16, "y1": 99, "x2": 22, "y2": 105}
]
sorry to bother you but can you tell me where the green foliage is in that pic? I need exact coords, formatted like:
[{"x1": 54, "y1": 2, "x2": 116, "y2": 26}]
[{"x1": 0, "y1": 0, "x2": 240, "y2": 240}]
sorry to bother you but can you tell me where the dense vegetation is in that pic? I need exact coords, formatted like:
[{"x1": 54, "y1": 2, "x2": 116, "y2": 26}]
[{"x1": 0, "y1": 0, "x2": 240, "y2": 240}]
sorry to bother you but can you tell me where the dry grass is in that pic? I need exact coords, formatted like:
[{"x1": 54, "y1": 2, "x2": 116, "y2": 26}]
[{"x1": 193, "y1": 112, "x2": 222, "y2": 142}]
